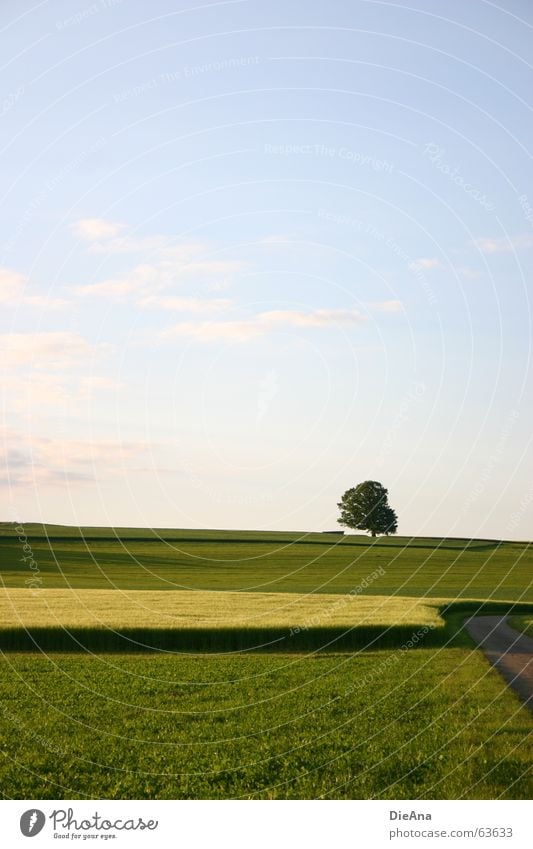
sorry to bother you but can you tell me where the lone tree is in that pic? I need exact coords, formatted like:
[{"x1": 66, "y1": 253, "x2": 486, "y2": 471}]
[{"x1": 337, "y1": 480, "x2": 398, "y2": 537}]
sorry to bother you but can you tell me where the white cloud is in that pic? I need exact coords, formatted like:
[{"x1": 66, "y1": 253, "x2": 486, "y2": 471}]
[
  {"x1": 23, "y1": 295, "x2": 69, "y2": 309},
  {"x1": 163, "y1": 308, "x2": 366, "y2": 343},
  {"x1": 408, "y1": 258, "x2": 441, "y2": 271},
  {"x1": 165, "y1": 320, "x2": 262, "y2": 343},
  {"x1": 72, "y1": 219, "x2": 211, "y2": 261},
  {"x1": 0, "y1": 373, "x2": 120, "y2": 416},
  {"x1": 473, "y1": 234, "x2": 533, "y2": 254},
  {"x1": 71, "y1": 218, "x2": 125, "y2": 241},
  {"x1": 175, "y1": 260, "x2": 246, "y2": 276},
  {"x1": 87, "y1": 238, "x2": 242, "y2": 267},
  {"x1": 71, "y1": 221, "x2": 247, "y2": 303},
  {"x1": 0, "y1": 426, "x2": 146, "y2": 488},
  {"x1": 0, "y1": 268, "x2": 26, "y2": 303},
  {"x1": 75, "y1": 254, "x2": 246, "y2": 303},
  {"x1": 138, "y1": 295, "x2": 231, "y2": 312},
  {"x1": 261, "y1": 309, "x2": 365, "y2": 327},
  {"x1": 0, "y1": 332, "x2": 96, "y2": 369},
  {"x1": 369, "y1": 300, "x2": 403, "y2": 313},
  {"x1": 0, "y1": 374, "x2": 69, "y2": 411},
  {"x1": 89, "y1": 234, "x2": 172, "y2": 255},
  {"x1": 76, "y1": 276, "x2": 142, "y2": 300},
  {"x1": 37, "y1": 437, "x2": 143, "y2": 469},
  {"x1": 77, "y1": 376, "x2": 120, "y2": 394},
  {"x1": 0, "y1": 267, "x2": 67, "y2": 309}
]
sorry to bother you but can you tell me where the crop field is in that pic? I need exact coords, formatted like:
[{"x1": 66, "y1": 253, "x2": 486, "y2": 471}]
[
  {"x1": 0, "y1": 588, "x2": 445, "y2": 630},
  {"x1": 1, "y1": 523, "x2": 531, "y2": 600},
  {"x1": 0, "y1": 586, "x2": 450, "y2": 652},
  {"x1": 0, "y1": 524, "x2": 531, "y2": 799},
  {"x1": 0, "y1": 649, "x2": 531, "y2": 799}
]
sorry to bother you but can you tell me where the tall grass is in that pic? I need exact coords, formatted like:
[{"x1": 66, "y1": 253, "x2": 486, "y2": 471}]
[
  {"x1": 1, "y1": 601, "x2": 531, "y2": 653},
  {"x1": 0, "y1": 588, "x2": 443, "y2": 629}
]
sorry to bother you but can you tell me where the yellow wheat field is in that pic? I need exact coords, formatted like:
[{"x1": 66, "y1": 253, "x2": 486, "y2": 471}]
[{"x1": 0, "y1": 588, "x2": 445, "y2": 630}]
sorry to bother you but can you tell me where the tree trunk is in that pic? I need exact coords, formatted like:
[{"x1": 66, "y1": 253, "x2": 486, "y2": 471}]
[{"x1": 371, "y1": 530, "x2": 376, "y2": 537}]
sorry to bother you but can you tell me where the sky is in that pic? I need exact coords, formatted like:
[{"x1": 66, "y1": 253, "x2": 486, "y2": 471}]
[{"x1": 1, "y1": 0, "x2": 532, "y2": 539}]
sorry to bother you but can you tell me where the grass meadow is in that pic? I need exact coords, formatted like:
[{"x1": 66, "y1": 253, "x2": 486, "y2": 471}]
[
  {"x1": 0, "y1": 524, "x2": 531, "y2": 798},
  {"x1": 1, "y1": 523, "x2": 531, "y2": 599},
  {"x1": 0, "y1": 649, "x2": 531, "y2": 799}
]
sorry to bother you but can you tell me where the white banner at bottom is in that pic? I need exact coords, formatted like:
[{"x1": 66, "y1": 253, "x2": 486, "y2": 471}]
[{"x1": 0, "y1": 800, "x2": 530, "y2": 848}]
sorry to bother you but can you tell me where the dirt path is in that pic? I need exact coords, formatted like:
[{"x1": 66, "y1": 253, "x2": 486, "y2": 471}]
[{"x1": 464, "y1": 615, "x2": 533, "y2": 710}]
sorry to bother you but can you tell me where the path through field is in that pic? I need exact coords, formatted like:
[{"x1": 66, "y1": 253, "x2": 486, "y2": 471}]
[{"x1": 465, "y1": 616, "x2": 533, "y2": 710}]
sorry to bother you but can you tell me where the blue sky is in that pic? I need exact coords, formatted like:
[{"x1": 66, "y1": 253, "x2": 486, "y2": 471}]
[{"x1": 1, "y1": 0, "x2": 532, "y2": 538}]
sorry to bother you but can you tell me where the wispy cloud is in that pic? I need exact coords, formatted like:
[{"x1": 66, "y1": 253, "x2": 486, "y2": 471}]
[
  {"x1": 70, "y1": 219, "x2": 247, "y2": 305},
  {"x1": 77, "y1": 375, "x2": 121, "y2": 395},
  {"x1": 0, "y1": 332, "x2": 97, "y2": 369},
  {"x1": 75, "y1": 263, "x2": 240, "y2": 304},
  {"x1": 0, "y1": 374, "x2": 70, "y2": 411},
  {"x1": 90, "y1": 234, "x2": 173, "y2": 255},
  {"x1": 75, "y1": 257, "x2": 245, "y2": 303},
  {"x1": 0, "y1": 373, "x2": 119, "y2": 414},
  {"x1": 368, "y1": 299, "x2": 403, "y2": 313},
  {"x1": 408, "y1": 258, "x2": 441, "y2": 271},
  {"x1": 71, "y1": 216, "x2": 178, "y2": 254},
  {"x1": 473, "y1": 234, "x2": 533, "y2": 254},
  {"x1": 163, "y1": 308, "x2": 367, "y2": 343},
  {"x1": 75, "y1": 273, "x2": 145, "y2": 300},
  {"x1": 0, "y1": 268, "x2": 67, "y2": 309},
  {"x1": 71, "y1": 218, "x2": 125, "y2": 241},
  {"x1": 261, "y1": 309, "x2": 365, "y2": 327},
  {"x1": 138, "y1": 295, "x2": 231, "y2": 313},
  {"x1": 176, "y1": 259, "x2": 245, "y2": 275},
  {"x1": 0, "y1": 269, "x2": 25, "y2": 303},
  {"x1": 0, "y1": 426, "x2": 146, "y2": 488}
]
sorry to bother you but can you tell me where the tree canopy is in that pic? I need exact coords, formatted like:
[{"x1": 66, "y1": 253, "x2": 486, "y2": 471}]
[{"x1": 337, "y1": 481, "x2": 398, "y2": 537}]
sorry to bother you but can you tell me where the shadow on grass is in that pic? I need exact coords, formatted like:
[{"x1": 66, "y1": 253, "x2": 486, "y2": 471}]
[{"x1": 1, "y1": 601, "x2": 532, "y2": 654}]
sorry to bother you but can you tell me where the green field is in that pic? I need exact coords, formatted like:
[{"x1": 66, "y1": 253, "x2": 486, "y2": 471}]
[
  {"x1": 0, "y1": 524, "x2": 531, "y2": 799},
  {"x1": 0, "y1": 649, "x2": 531, "y2": 799},
  {"x1": 2, "y1": 523, "x2": 531, "y2": 600}
]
